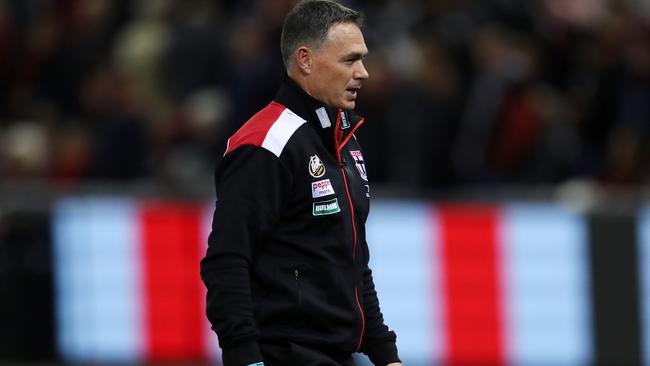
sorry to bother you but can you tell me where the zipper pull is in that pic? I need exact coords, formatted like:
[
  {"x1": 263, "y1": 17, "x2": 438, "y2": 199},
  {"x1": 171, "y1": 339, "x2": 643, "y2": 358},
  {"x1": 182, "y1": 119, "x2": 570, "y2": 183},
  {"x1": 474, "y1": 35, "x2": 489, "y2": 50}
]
[
  {"x1": 294, "y1": 268, "x2": 299, "y2": 280},
  {"x1": 340, "y1": 157, "x2": 347, "y2": 167}
]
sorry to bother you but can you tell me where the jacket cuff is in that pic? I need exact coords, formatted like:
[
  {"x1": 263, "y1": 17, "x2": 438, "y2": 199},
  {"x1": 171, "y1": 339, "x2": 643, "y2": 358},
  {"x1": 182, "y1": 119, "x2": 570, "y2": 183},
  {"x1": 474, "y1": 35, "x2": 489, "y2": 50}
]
[
  {"x1": 365, "y1": 341, "x2": 400, "y2": 366},
  {"x1": 222, "y1": 340, "x2": 263, "y2": 366}
]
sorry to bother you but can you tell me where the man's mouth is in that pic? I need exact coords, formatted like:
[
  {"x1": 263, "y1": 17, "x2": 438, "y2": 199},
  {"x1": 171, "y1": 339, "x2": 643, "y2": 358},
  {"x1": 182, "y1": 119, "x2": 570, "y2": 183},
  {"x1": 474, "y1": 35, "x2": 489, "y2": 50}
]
[{"x1": 346, "y1": 86, "x2": 360, "y2": 99}]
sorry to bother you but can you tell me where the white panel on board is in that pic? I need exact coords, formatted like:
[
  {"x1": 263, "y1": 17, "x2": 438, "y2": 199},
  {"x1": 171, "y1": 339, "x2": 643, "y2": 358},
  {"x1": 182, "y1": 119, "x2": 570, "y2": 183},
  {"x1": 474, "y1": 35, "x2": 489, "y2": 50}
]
[
  {"x1": 501, "y1": 204, "x2": 592, "y2": 366},
  {"x1": 53, "y1": 198, "x2": 143, "y2": 363}
]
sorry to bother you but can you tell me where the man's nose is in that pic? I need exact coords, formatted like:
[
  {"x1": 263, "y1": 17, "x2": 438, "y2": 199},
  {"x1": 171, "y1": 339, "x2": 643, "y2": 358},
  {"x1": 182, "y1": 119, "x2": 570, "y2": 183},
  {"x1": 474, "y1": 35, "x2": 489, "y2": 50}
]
[{"x1": 355, "y1": 61, "x2": 369, "y2": 80}]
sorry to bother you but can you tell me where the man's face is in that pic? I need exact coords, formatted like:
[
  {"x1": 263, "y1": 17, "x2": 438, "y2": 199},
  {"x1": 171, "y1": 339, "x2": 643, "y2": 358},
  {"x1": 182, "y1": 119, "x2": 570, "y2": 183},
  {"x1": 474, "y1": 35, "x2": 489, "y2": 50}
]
[{"x1": 309, "y1": 22, "x2": 369, "y2": 110}]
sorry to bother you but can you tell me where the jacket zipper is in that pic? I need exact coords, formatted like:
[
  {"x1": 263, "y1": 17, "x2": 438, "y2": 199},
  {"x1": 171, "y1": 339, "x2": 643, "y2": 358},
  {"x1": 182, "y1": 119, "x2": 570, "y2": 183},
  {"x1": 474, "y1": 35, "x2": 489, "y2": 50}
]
[
  {"x1": 339, "y1": 161, "x2": 358, "y2": 259},
  {"x1": 333, "y1": 109, "x2": 366, "y2": 351},
  {"x1": 334, "y1": 110, "x2": 365, "y2": 259}
]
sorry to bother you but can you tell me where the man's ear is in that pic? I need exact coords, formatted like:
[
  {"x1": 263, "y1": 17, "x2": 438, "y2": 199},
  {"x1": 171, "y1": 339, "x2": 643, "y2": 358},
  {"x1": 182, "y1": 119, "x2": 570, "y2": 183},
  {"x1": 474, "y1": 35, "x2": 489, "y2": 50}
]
[{"x1": 295, "y1": 46, "x2": 312, "y2": 75}]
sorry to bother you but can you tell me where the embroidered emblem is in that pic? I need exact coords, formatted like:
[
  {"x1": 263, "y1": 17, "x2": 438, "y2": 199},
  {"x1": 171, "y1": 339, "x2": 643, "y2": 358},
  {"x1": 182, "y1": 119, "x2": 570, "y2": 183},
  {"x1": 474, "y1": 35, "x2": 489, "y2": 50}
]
[
  {"x1": 311, "y1": 179, "x2": 335, "y2": 198},
  {"x1": 340, "y1": 111, "x2": 350, "y2": 129},
  {"x1": 315, "y1": 107, "x2": 331, "y2": 128},
  {"x1": 313, "y1": 198, "x2": 341, "y2": 216},
  {"x1": 349, "y1": 150, "x2": 368, "y2": 181},
  {"x1": 308, "y1": 155, "x2": 326, "y2": 178}
]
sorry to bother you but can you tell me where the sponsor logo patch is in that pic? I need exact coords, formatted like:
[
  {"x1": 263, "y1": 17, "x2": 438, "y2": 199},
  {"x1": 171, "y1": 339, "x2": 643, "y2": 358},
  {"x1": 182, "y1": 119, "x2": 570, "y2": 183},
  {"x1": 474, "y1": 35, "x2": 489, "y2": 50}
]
[
  {"x1": 308, "y1": 155, "x2": 326, "y2": 178},
  {"x1": 349, "y1": 150, "x2": 368, "y2": 181},
  {"x1": 313, "y1": 198, "x2": 341, "y2": 216},
  {"x1": 315, "y1": 107, "x2": 331, "y2": 128},
  {"x1": 311, "y1": 179, "x2": 335, "y2": 198}
]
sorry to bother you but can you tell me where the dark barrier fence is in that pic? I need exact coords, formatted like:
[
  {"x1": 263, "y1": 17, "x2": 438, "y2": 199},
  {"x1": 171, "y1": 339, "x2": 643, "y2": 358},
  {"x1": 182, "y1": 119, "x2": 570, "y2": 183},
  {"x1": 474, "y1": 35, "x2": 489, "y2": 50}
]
[{"x1": 0, "y1": 210, "x2": 55, "y2": 361}]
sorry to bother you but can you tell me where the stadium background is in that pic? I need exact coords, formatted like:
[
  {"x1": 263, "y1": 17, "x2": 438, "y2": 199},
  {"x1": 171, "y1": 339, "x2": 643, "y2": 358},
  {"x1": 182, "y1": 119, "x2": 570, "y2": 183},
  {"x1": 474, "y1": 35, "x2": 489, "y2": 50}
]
[{"x1": 1, "y1": 0, "x2": 649, "y2": 365}]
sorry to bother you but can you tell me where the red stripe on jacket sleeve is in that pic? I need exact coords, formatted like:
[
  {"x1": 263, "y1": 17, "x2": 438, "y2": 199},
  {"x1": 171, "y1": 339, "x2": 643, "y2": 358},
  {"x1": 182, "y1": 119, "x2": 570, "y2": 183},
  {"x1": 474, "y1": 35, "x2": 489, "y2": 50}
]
[{"x1": 225, "y1": 102, "x2": 286, "y2": 155}]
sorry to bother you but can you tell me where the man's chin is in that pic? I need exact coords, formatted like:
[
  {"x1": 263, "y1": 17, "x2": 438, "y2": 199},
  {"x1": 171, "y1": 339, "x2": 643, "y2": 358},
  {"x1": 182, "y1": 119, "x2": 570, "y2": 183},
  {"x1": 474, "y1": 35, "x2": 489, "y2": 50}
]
[
  {"x1": 341, "y1": 100, "x2": 356, "y2": 110},
  {"x1": 329, "y1": 98, "x2": 355, "y2": 110}
]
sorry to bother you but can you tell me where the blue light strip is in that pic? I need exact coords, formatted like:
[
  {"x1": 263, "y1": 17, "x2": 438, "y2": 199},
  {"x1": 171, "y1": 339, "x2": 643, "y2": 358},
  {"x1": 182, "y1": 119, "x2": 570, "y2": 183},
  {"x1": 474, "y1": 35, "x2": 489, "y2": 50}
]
[
  {"x1": 361, "y1": 201, "x2": 439, "y2": 365},
  {"x1": 501, "y1": 204, "x2": 593, "y2": 366},
  {"x1": 53, "y1": 197, "x2": 143, "y2": 363},
  {"x1": 639, "y1": 207, "x2": 650, "y2": 366}
]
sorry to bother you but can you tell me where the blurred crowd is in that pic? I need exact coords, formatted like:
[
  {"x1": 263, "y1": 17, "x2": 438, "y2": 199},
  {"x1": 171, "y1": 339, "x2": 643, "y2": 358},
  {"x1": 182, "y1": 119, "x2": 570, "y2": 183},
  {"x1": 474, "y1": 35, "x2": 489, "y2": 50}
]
[{"x1": 0, "y1": 0, "x2": 649, "y2": 191}]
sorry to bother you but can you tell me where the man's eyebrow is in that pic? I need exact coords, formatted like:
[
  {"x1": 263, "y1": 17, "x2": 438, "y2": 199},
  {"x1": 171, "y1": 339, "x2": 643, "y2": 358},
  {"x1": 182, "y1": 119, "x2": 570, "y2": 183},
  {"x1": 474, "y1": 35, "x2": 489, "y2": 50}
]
[{"x1": 341, "y1": 52, "x2": 367, "y2": 60}]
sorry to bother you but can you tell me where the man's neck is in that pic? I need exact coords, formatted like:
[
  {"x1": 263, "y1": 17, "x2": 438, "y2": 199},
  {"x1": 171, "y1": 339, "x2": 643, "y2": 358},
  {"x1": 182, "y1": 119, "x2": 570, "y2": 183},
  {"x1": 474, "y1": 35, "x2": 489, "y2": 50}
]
[{"x1": 287, "y1": 70, "x2": 319, "y2": 105}]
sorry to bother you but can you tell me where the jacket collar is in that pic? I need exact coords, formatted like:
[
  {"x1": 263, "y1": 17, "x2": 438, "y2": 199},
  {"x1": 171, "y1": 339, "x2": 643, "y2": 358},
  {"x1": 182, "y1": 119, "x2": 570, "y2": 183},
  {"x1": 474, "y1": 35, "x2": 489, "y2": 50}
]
[{"x1": 274, "y1": 73, "x2": 364, "y2": 157}]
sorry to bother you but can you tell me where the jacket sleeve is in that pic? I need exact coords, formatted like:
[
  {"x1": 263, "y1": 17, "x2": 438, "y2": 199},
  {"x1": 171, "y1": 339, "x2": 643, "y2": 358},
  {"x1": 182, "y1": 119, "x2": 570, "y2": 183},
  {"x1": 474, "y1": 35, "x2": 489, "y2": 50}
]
[
  {"x1": 359, "y1": 264, "x2": 401, "y2": 365},
  {"x1": 200, "y1": 145, "x2": 293, "y2": 366}
]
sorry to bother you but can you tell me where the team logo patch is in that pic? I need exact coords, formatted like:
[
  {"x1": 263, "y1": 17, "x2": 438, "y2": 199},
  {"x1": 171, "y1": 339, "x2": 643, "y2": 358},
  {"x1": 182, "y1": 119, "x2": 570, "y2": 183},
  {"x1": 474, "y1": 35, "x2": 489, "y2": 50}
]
[
  {"x1": 349, "y1": 150, "x2": 368, "y2": 181},
  {"x1": 308, "y1": 155, "x2": 326, "y2": 178},
  {"x1": 311, "y1": 179, "x2": 335, "y2": 198},
  {"x1": 313, "y1": 198, "x2": 340, "y2": 216}
]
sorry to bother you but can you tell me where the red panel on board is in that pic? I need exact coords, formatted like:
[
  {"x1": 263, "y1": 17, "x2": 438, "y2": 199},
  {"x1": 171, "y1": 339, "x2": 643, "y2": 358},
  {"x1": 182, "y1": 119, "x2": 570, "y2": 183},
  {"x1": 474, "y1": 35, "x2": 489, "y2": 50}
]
[
  {"x1": 439, "y1": 205, "x2": 504, "y2": 365},
  {"x1": 140, "y1": 202, "x2": 206, "y2": 361}
]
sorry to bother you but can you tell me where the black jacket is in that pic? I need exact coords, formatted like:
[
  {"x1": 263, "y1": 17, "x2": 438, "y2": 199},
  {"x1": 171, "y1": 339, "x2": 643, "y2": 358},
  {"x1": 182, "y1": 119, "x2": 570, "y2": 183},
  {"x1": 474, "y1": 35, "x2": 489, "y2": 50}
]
[{"x1": 200, "y1": 75, "x2": 400, "y2": 366}]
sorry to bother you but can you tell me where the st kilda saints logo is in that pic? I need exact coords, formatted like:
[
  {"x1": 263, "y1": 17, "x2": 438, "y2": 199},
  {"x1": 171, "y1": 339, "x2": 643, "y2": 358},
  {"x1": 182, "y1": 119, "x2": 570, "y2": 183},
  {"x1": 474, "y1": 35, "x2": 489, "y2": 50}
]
[
  {"x1": 308, "y1": 155, "x2": 325, "y2": 178},
  {"x1": 349, "y1": 150, "x2": 368, "y2": 181}
]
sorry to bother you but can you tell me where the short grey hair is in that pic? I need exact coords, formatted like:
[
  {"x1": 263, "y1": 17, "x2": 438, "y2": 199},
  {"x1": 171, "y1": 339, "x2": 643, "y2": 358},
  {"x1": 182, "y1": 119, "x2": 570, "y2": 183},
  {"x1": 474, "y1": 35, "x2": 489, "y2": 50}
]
[{"x1": 280, "y1": 0, "x2": 363, "y2": 69}]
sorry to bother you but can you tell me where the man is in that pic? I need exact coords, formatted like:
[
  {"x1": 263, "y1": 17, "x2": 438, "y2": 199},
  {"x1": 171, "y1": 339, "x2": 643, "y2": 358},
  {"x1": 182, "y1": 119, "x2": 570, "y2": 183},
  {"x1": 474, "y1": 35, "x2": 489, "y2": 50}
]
[{"x1": 200, "y1": 1, "x2": 402, "y2": 365}]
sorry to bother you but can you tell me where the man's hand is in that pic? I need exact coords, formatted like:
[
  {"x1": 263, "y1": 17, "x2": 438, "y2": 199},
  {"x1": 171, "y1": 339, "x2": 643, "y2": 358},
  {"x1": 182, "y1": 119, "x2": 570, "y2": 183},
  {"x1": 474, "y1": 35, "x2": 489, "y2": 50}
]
[{"x1": 386, "y1": 363, "x2": 403, "y2": 366}]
